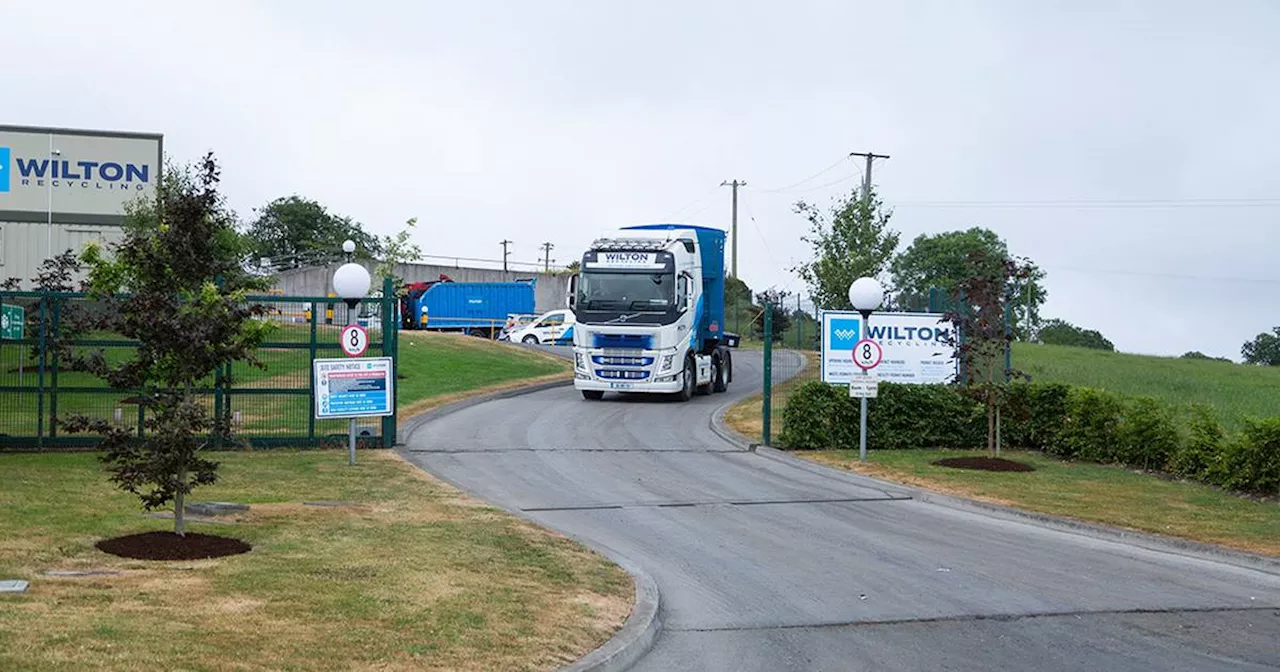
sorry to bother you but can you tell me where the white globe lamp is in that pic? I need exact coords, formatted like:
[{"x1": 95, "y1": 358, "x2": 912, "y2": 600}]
[
  {"x1": 848, "y1": 277, "x2": 883, "y2": 315},
  {"x1": 333, "y1": 262, "x2": 371, "y2": 305}
]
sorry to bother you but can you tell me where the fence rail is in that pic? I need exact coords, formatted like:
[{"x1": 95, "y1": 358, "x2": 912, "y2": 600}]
[{"x1": 0, "y1": 279, "x2": 399, "y2": 450}]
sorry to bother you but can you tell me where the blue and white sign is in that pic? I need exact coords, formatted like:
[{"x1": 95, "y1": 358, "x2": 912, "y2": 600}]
[
  {"x1": 821, "y1": 311, "x2": 957, "y2": 385},
  {"x1": 314, "y1": 357, "x2": 394, "y2": 419}
]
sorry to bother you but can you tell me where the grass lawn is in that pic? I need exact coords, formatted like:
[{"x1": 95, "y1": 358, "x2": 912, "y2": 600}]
[
  {"x1": 1013, "y1": 342, "x2": 1280, "y2": 429},
  {"x1": 802, "y1": 449, "x2": 1280, "y2": 556},
  {"x1": 0, "y1": 450, "x2": 631, "y2": 671}
]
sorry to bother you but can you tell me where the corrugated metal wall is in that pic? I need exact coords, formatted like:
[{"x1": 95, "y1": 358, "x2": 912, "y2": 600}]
[{"x1": 0, "y1": 221, "x2": 124, "y2": 287}]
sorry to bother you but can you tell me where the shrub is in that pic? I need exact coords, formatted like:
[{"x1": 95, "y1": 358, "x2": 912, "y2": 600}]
[
  {"x1": 1213, "y1": 418, "x2": 1280, "y2": 495},
  {"x1": 778, "y1": 381, "x2": 842, "y2": 449},
  {"x1": 1117, "y1": 396, "x2": 1182, "y2": 471},
  {"x1": 1051, "y1": 387, "x2": 1125, "y2": 461},
  {"x1": 1167, "y1": 404, "x2": 1224, "y2": 479},
  {"x1": 868, "y1": 384, "x2": 984, "y2": 450},
  {"x1": 1004, "y1": 382, "x2": 1070, "y2": 450}
]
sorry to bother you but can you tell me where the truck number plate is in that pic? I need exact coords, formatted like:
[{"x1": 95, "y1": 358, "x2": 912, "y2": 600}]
[{"x1": 609, "y1": 382, "x2": 635, "y2": 389}]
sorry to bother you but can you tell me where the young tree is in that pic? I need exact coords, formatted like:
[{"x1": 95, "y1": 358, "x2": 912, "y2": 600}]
[
  {"x1": 944, "y1": 250, "x2": 1037, "y2": 456},
  {"x1": 1242, "y1": 327, "x2": 1280, "y2": 366},
  {"x1": 372, "y1": 217, "x2": 424, "y2": 295},
  {"x1": 792, "y1": 187, "x2": 898, "y2": 311},
  {"x1": 752, "y1": 289, "x2": 792, "y2": 338},
  {"x1": 892, "y1": 227, "x2": 1046, "y2": 336},
  {"x1": 245, "y1": 195, "x2": 383, "y2": 268},
  {"x1": 62, "y1": 153, "x2": 274, "y2": 536}
]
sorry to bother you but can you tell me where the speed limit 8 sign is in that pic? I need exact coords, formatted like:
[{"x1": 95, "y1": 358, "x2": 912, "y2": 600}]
[
  {"x1": 340, "y1": 324, "x2": 370, "y2": 357},
  {"x1": 852, "y1": 338, "x2": 882, "y2": 370}
]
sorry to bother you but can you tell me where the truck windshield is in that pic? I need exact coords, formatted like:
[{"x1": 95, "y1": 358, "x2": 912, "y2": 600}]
[{"x1": 578, "y1": 272, "x2": 675, "y2": 312}]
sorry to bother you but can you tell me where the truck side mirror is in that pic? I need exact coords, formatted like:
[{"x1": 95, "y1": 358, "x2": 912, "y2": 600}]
[
  {"x1": 679, "y1": 273, "x2": 692, "y2": 312},
  {"x1": 567, "y1": 274, "x2": 578, "y2": 309}
]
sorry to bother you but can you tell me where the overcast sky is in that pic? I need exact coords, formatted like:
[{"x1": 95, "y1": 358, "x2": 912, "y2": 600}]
[{"x1": 5, "y1": 0, "x2": 1278, "y2": 358}]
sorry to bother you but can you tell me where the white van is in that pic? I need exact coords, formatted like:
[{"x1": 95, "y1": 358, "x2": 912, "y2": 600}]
[{"x1": 508, "y1": 309, "x2": 576, "y2": 345}]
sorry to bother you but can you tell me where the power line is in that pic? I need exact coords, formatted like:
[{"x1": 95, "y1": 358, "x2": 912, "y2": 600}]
[
  {"x1": 756, "y1": 154, "x2": 853, "y2": 193},
  {"x1": 660, "y1": 184, "x2": 722, "y2": 221},
  {"x1": 1049, "y1": 265, "x2": 1280, "y2": 285},
  {"x1": 891, "y1": 198, "x2": 1280, "y2": 209}
]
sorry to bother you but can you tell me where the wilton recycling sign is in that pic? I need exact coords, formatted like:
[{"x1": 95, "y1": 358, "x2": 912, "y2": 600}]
[{"x1": 820, "y1": 311, "x2": 958, "y2": 385}]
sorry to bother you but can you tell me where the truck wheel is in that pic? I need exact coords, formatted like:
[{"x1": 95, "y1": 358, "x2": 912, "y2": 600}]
[
  {"x1": 677, "y1": 357, "x2": 695, "y2": 402},
  {"x1": 582, "y1": 390, "x2": 604, "y2": 401},
  {"x1": 712, "y1": 356, "x2": 728, "y2": 393},
  {"x1": 522, "y1": 335, "x2": 539, "y2": 345}
]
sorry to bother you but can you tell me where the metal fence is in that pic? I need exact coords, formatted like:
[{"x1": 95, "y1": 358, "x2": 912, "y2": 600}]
[{"x1": 0, "y1": 279, "x2": 399, "y2": 450}]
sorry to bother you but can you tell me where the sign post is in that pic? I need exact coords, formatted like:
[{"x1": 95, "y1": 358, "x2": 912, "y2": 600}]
[
  {"x1": 2, "y1": 304, "x2": 24, "y2": 397},
  {"x1": 851, "y1": 337, "x2": 882, "y2": 462},
  {"x1": 314, "y1": 357, "x2": 393, "y2": 465}
]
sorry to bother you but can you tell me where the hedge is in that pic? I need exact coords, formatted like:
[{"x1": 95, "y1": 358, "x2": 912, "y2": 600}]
[{"x1": 777, "y1": 380, "x2": 1280, "y2": 496}]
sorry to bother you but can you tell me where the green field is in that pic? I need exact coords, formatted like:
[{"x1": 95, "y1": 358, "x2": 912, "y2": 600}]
[{"x1": 1013, "y1": 342, "x2": 1280, "y2": 428}]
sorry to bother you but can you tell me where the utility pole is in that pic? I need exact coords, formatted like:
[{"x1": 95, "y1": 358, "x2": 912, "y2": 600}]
[
  {"x1": 720, "y1": 180, "x2": 745, "y2": 277},
  {"x1": 540, "y1": 242, "x2": 554, "y2": 272},
  {"x1": 849, "y1": 152, "x2": 890, "y2": 207},
  {"x1": 499, "y1": 239, "x2": 512, "y2": 272}
]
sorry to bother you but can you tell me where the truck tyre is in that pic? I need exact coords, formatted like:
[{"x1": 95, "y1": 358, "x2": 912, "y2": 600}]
[
  {"x1": 677, "y1": 356, "x2": 695, "y2": 402},
  {"x1": 712, "y1": 355, "x2": 728, "y2": 393},
  {"x1": 582, "y1": 390, "x2": 604, "y2": 401},
  {"x1": 522, "y1": 335, "x2": 539, "y2": 345}
]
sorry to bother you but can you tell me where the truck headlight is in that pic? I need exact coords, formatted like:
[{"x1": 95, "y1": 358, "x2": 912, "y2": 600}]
[
  {"x1": 660, "y1": 354, "x2": 674, "y2": 371},
  {"x1": 574, "y1": 352, "x2": 586, "y2": 370}
]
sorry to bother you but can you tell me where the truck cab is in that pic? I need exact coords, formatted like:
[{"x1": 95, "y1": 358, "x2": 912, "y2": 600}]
[{"x1": 569, "y1": 224, "x2": 733, "y2": 401}]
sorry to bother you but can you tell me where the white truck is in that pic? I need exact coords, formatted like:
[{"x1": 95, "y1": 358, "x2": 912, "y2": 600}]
[{"x1": 568, "y1": 224, "x2": 737, "y2": 401}]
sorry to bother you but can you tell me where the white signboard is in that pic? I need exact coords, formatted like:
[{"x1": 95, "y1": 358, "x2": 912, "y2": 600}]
[
  {"x1": 340, "y1": 324, "x2": 369, "y2": 357},
  {"x1": 821, "y1": 311, "x2": 957, "y2": 385},
  {"x1": 314, "y1": 357, "x2": 394, "y2": 419},
  {"x1": 848, "y1": 375, "x2": 880, "y2": 398},
  {"x1": 0, "y1": 127, "x2": 162, "y2": 218}
]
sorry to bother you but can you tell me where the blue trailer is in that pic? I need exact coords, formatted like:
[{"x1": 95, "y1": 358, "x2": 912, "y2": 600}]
[{"x1": 400, "y1": 277, "x2": 535, "y2": 337}]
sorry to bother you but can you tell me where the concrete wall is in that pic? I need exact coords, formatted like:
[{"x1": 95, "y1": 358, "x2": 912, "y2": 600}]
[{"x1": 273, "y1": 262, "x2": 572, "y2": 314}]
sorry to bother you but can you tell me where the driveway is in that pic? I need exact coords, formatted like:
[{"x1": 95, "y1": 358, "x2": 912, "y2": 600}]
[{"x1": 401, "y1": 351, "x2": 1280, "y2": 671}]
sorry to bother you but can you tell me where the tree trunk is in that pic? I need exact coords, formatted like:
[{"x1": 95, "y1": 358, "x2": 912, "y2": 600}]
[
  {"x1": 174, "y1": 468, "x2": 186, "y2": 537},
  {"x1": 987, "y1": 397, "x2": 996, "y2": 456}
]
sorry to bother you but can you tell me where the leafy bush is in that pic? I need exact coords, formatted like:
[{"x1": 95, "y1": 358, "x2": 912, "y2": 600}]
[
  {"x1": 1117, "y1": 397, "x2": 1182, "y2": 471},
  {"x1": 1213, "y1": 418, "x2": 1280, "y2": 495},
  {"x1": 867, "y1": 384, "x2": 983, "y2": 450},
  {"x1": 778, "y1": 381, "x2": 842, "y2": 449},
  {"x1": 1051, "y1": 387, "x2": 1125, "y2": 462},
  {"x1": 1004, "y1": 382, "x2": 1070, "y2": 450},
  {"x1": 1167, "y1": 405, "x2": 1224, "y2": 479},
  {"x1": 779, "y1": 382, "x2": 983, "y2": 451}
]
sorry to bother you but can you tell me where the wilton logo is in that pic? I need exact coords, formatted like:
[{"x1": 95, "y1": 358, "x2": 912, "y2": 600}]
[
  {"x1": 828, "y1": 318, "x2": 861, "y2": 350},
  {"x1": 0, "y1": 147, "x2": 10, "y2": 193}
]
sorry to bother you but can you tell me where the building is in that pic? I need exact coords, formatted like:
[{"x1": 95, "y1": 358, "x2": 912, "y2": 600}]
[{"x1": 0, "y1": 124, "x2": 163, "y2": 288}]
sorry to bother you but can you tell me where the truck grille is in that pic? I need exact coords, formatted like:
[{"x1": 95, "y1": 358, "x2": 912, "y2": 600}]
[
  {"x1": 592, "y1": 333, "x2": 652, "y2": 349},
  {"x1": 595, "y1": 369, "x2": 650, "y2": 380},
  {"x1": 591, "y1": 356, "x2": 654, "y2": 367}
]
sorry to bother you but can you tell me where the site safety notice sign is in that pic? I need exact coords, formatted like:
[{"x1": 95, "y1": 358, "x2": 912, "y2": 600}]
[{"x1": 314, "y1": 357, "x2": 393, "y2": 419}]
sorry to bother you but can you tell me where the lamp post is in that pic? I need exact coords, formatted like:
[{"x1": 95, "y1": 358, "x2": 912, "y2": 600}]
[
  {"x1": 848, "y1": 277, "x2": 883, "y2": 462},
  {"x1": 332, "y1": 239, "x2": 371, "y2": 465},
  {"x1": 47, "y1": 142, "x2": 61, "y2": 260}
]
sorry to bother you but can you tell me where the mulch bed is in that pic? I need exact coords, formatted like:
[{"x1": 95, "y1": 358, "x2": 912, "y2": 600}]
[
  {"x1": 96, "y1": 532, "x2": 251, "y2": 560},
  {"x1": 932, "y1": 456, "x2": 1036, "y2": 472}
]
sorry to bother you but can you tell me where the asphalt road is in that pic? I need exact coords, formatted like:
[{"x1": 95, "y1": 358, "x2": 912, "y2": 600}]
[{"x1": 401, "y1": 350, "x2": 1280, "y2": 671}]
